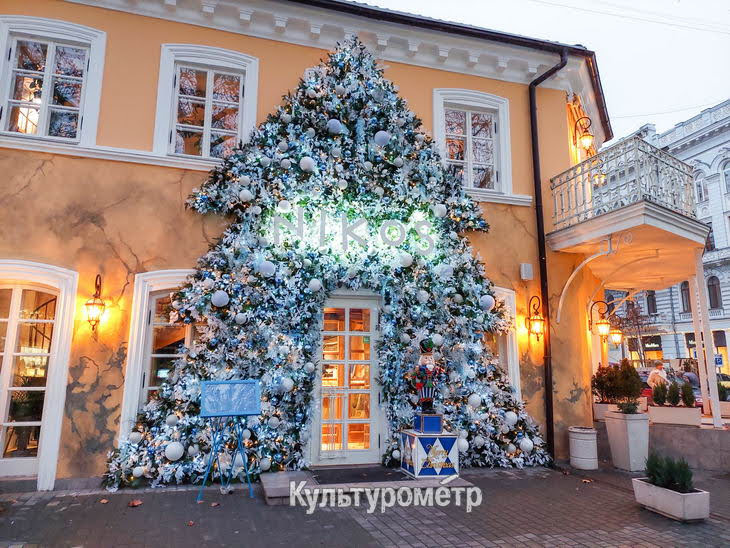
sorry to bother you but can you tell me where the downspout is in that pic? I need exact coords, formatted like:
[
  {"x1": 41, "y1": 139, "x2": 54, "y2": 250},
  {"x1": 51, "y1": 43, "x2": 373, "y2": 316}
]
[{"x1": 529, "y1": 49, "x2": 568, "y2": 459}]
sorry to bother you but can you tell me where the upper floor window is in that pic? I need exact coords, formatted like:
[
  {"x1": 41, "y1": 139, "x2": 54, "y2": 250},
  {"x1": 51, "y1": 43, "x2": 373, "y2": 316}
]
[
  {"x1": 707, "y1": 276, "x2": 722, "y2": 310},
  {"x1": 153, "y1": 44, "x2": 258, "y2": 161},
  {"x1": 0, "y1": 16, "x2": 106, "y2": 146},
  {"x1": 680, "y1": 281, "x2": 691, "y2": 313},
  {"x1": 705, "y1": 222, "x2": 716, "y2": 252},
  {"x1": 646, "y1": 290, "x2": 657, "y2": 315},
  {"x1": 723, "y1": 162, "x2": 730, "y2": 194},
  {"x1": 433, "y1": 89, "x2": 520, "y2": 204},
  {"x1": 695, "y1": 177, "x2": 708, "y2": 203}
]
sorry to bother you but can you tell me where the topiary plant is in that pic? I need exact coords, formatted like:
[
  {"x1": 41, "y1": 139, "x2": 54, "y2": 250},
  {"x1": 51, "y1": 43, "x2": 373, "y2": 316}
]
[
  {"x1": 616, "y1": 359, "x2": 643, "y2": 413},
  {"x1": 680, "y1": 382, "x2": 695, "y2": 407},
  {"x1": 718, "y1": 382, "x2": 728, "y2": 402},
  {"x1": 652, "y1": 382, "x2": 667, "y2": 406},
  {"x1": 591, "y1": 365, "x2": 620, "y2": 403},
  {"x1": 666, "y1": 382, "x2": 681, "y2": 406}
]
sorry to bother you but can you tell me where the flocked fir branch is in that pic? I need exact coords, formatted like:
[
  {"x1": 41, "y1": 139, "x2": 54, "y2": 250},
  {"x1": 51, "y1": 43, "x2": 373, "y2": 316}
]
[{"x1": 105, "y1": 37, "x2": 549, "y2": 490}]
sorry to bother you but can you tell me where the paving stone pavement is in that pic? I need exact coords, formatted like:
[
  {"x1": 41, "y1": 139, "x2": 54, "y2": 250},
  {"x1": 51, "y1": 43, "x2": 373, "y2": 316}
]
[{"x1": 0, "y1": 467, "x2": 728, "y2": 547}]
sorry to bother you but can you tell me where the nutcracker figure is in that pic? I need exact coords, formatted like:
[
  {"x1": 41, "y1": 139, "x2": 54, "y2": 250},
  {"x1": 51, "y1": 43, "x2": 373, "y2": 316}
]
[{"x1": 409, "y1": 338, "x2": 443, "y2": 413}]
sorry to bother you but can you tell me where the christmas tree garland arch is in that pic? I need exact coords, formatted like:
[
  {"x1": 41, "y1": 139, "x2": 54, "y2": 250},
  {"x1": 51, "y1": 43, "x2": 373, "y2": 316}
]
[{"x1": 106, "y1": 38, "x2": 549, "y2": 489}]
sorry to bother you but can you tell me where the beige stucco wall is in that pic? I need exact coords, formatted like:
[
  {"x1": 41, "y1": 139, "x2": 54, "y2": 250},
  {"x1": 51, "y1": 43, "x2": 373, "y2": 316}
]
[{"x1": 0, "y1": 0, "x2": 598, "y2": 476}]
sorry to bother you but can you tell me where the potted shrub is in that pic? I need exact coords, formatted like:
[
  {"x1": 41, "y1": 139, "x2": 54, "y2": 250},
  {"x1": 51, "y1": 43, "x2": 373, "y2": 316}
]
[
  {"x1": 591, "y1": 365, "x2": 619, "y2": 421},
  {"x1": 719, "y1": 383, "x2": 730, "y2": 418},
  {"x1": 633, "y1": 453, "x2": 709, "y2": 521},
  {"x1": 648, "y1": 381, "x2": 701, "y2": 427},
  {"x1": 605, "y1": 359, "x2": 649, "y2": 471}
]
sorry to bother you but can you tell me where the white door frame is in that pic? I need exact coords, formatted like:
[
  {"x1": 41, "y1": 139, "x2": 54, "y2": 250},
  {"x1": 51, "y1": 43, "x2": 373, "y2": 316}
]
[
  {"x1": 0, "y1": 260, "x2": 77, "y2": 491},
  {"x1": 309, "y1": 291, "x2": 387, "y2": 466}
]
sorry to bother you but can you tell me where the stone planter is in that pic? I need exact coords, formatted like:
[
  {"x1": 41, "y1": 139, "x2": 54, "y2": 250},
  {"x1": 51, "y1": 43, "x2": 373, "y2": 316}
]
[
  {"x1": 605, "y1": 411, "x2": 649, "y2": 471},
  {"x1": 568, "y1": 426, "x2": 598, "y2": 470},
  {"x1": 720, "y1": 401, "x2": 730, "y2": 418},
  {"x1": 639, "y1": 396, "x2": 648, "y2": 413},
  {"x1": 632, "y1": 478, "x2": 709, "y2": 522},
  {"x1": 592, "y1": 402, "x2": 618, "y2": 421},
  {"x1": 648, "y1": 405, "x2": 701, "y2": 427}
]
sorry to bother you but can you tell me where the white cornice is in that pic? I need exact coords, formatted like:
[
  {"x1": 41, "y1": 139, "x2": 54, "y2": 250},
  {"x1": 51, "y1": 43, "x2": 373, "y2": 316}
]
[{"x1": 62, "y1": 0, "x2": 607, "y2": 145}]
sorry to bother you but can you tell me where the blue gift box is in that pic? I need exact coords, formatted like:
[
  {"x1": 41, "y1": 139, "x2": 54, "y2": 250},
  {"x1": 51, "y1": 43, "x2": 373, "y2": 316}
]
[
  {"x1": 413, "y1": 413, "x2": 443, "y2": 434},
  {"x1": 400, "y1": 429, "x2": 459, "y2": 479}
]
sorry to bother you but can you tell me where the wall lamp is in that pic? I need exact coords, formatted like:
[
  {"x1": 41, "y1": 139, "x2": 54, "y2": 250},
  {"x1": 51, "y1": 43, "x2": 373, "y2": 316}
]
[
  {"x1": 589, "y1": 300, "x2": 611, "y2": 341},
  {"x1": 609, "y1": 328, "x2": 623, "y2": 346},
  {"x1": 525, "y1": 295, "x2": 545, "y2": 342},
  {"x1": 574, "y1": 116, "x2": 595, "y2": 151},
  {"x1": 85, "y1": 274, "x2": 106, "y2": 332}
]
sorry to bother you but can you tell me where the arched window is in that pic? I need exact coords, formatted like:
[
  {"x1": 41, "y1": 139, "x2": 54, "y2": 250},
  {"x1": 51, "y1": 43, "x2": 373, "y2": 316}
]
[
  {"x1": 695, "y1": 177, "x2": 708, "y2": 203},
  {"x1": 723, "y1": 162, "x2": 730, "y2": 194},
  {"x1": 708, "y1": 276, "x2": 722, "y2": 310},
  {"x1": 646, "y1": 290, "x2": 657, "y2": 315},
  {"x1": 680, "y1": 281, "x2": 691, "y2": 313}
]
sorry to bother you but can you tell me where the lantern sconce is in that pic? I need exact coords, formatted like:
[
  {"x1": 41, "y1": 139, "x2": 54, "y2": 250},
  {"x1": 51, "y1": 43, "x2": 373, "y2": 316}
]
[
  {"x1": 574, "y1": 116, "x2": 595, "y2": 151},
  {"x1": 525, "y1": 295, "x2": 545, "y2": 342},
  {"x1": 609, "y1": 327, "x2": 623, "y2": 346},
  {"x1": 85, "y1": 274, "x2": 106, "y2": 332},
  {"x1": 589, "y1": 300, "x2": 611, "y2": 341}
]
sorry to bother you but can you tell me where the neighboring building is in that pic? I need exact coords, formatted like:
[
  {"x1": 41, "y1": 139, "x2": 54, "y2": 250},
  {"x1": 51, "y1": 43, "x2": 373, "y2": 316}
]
[
  {"x1": 608, "y1": 101, "x2": 730, "y2": 375},
  {"x1": 1, "y1": 0, "x2": 714, "y2": 491}
]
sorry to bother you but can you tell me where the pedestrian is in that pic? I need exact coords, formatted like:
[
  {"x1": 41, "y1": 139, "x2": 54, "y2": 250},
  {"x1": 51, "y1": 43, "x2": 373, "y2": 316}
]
[{"x1": 647, "y1": 362, "x2": 668, "y2": 389}]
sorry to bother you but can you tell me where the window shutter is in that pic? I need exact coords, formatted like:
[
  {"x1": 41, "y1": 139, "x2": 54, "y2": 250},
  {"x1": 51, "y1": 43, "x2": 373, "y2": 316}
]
[
  {"x1": 147, "y1": 309, "x2": 152, "y2": 325},
  {"x1": 494, "y1": 121, "x2": 498, "y2": 134},
  {"x1": 6, "y1": 46, "x2": 11, "y2": 61}
]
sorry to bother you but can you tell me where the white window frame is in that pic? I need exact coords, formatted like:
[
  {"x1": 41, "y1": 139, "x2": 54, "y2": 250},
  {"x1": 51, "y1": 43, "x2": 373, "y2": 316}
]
[
  {"x1": 0, "y1": 16, "x2": 105, "y2": 147},
  {"x1": 0, "y1": 260, "x2": 77, "y2": 491},
  {"x1": 118, "y1": 270, "x2": 194, "y2": 441},
  {"x1": 152, "y1": 44, "x2": 258, "y2": 158},
  {"x1": 493, "y1": 287, "x2": 521, "y2": 400},
  {"x1": 434, "y1": 88, "x2": 528, "y2": 206},
  {"x1": 723, "y1": 162, "x2": 730, "y2": 194}
]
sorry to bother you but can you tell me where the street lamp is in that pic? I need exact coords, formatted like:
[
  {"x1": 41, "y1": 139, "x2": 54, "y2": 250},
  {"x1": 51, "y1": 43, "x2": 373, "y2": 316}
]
[{"x1": 589, "y1": 300, "x2": 611, "y2": 341}]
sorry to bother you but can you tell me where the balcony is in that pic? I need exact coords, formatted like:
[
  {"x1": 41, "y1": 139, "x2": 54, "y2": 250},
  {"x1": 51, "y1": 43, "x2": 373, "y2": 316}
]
[
  {"x1": 546, "y1": 137, "x2": 709, "y2": 291},
  {"x1": 703, "y1": 247, "x2": 730, "y2": 265}
]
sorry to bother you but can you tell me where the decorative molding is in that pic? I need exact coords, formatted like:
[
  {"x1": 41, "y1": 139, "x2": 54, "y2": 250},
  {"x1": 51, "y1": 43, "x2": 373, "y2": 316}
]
[
  {"x1": 151, "y1": 43, "x2": 259, "y2": 157},
  {"x1": 433, "y1": 88, "x2": 514, "y2": 199},
  {"x1": 0, "y1": 16, "x2": 107, "y2": 147},
  {"x1": 0, "y1": 133, "x2": 218, "y2": 171},
  {"x1": 118, "y1": 270, "x2": 195, "y2": 441},
  {"x1": 467, "y1": 189, "x2": 532, "y2": 207},
  {"x1": 0, "y1": 260, "x2": 78, "y2": 491}
]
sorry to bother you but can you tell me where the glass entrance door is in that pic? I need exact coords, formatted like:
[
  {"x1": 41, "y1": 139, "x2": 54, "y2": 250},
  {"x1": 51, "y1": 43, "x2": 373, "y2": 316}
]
[
  {"x1": 316, "y1": 297, "x2": 380, "y2": 465},
  {"x1": 0, "y1": 285, "x2": 58, "y2": 476}
]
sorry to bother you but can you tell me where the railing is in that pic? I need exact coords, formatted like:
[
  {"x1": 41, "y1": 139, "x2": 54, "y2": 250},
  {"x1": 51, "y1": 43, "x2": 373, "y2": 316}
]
[
  {"x1": 550, "y1": 137, "x2": 696, "y2": 231},
  {"x1": 709, "y1": 308, "x2": 725, "y2": 318},
  {"x1": 703, "y1": 247, "x2": 730, "y2": 264}
]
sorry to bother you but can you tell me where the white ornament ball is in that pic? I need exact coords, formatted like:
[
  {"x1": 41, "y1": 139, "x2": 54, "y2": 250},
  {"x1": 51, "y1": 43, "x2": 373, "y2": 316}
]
[
  {"x1": 337, "y1": 179, "x2": 348, "y2": 190},
  {"x1": 507, "y1": 443, "x2": 517, "y2": 454},
  {"x1": 438, "y1": 265, "x2": 454, "y2": 280},
  {"x1": 299, "y1": 156, "x2": 316, "y2": 173},
  {"x1": 281, "y1": 377, "x2": 294, "y2": 392},
  {"x1": 449, "y1": 371, "x2": 460, "y2": 383},
  {"x1": 258, "y1": 260, "x2": 276, "y2": 277},
  {"x1": 278, "y1": 200, "x2": 292, "y2": 212},
  {"x1": 457, "y1": 438, "x2": 469, "y2": 452},
  {"x1": 504, "y1": 411, "x2": 519, "y2": 427},
  {"x1": 281, "y1": 113, "x2": 292, "y2": 124},
  {"x1": 363, "y1": 161, "x2": 373, "y2": 171},
  {"x1": 520, "y1": 437, "x2": 534, "y2": 453},
  {"x1": 400, "y1": 333, "x2": 411, "y2": 344},
  {"x1": 399, "y1": 253, "x2": 414, "y2": 268},
  {"x1": 238, "y1": 175, "x2": 251, "y2": 186},
  {"x1": 277, "y1": 141, "x2": 289, "y2": 152},
  {"x1": 459, "y1": 430, "x2": 468, "y2": 439},
  {"x1": 165, "y1": 414, "x2": 179, "y2": 427},
  {"x1": 474, "y1": 435, "x2": 485, "y2": 448},
  {"x1": 171, "y1": 300, "x2": 182, "y2": 310},
  {"x1": 268, "y1": 416, "x2": 280, "y2": 429},
  {"x1": 260, "y1": 457, "x2": 272, "y2": 471},
  {"x1": 165, "y1": 441, "x2": 184, "y2": 461},
  {"x1": 480, "y1": 294, "x2": 496, "y2": 311},
  {"x1": 304, "y1": 362, "x2": 316, "y2": 373},
  {"x1": 393, "y1": 157, "x2": 404, "y2": 168},
  {"x1": 133, "y1": 466, "x2": 144, "y2": 478},
  {"x1": 331, "y1": 147, "x2": 342, "y2": 158},
  {"x1": 466, "y1": 368, "x2": 476, "y2": 379},
  {"x1": 415, "y1": 134, "x2": 425, "y2": 143},
  {"x1": 374, "y1": 130, "x2": 391, "y2": 146},
  {"x1": 188, "y1": 444, "x2": 200, "y2": 457},
  {"x1": 467, "y1": 393, "x2": 482, "y2": 409},
  {"x1": 346, "y1": 267, "x2": 358, "y2": 279},
  {"x1": 211, "y1": 290, "x2": 230, "y2": 308},
  {"x1": 306, "y1": 88, "x2": 317, "y2": 98},
  {"x1": 392, "y1": 449, "x2": 401, "y2": 460},
  {"x1": 334, "y1": 84, "x2": 346, "y2": 96},
  {"x1": 431, "y1": 334, "x2": 444, "y2": 346},
  {"x1": 128, "y1": 431, "x2": 142, "y2": 444},
  {"x1": 242, "y1": 429, "x2": 251, "y2": 440},
  {"x1": 234, "y1": 453, "x2": 244, "y2": 468},
  {"x1": 453, "y1": 293, "x2": 464, "y2": 304},
  {"x1": 260, "y1": 156, "x2": 272, "y2": 167},
  {"x1": 280, "y1": 158, "x2": 291, "y2": 169},
  {"x1": 306, "y1": 128, "x2": 316, "y2": 138},
  {"x1": 417, "y1": 290, "x2": 429, "y2": 304},
  {"x1": 326, "y1": 119, "x2": 343, "y2": 134},
  {"x1": 239, "y1": 189, "x2": 254, "y2": 202},
  {"x1": 374, "y1": 186, "x2": 384, "y2": 196},
  {"x1": 308, "y1": 278, "x2": 323, "y2": 292},
  {"x1": 251, "y1": 205, "x2": 262, "y2": 215},
  {"x1": 235, "y1": 312, "x2": 247, "y2": 325},
  {"x1": 202, "y1": 277, "x2": 215, "y2": 290},
  {"x1": 432, "y1": 204, "x2": 448, "y2": 218}
]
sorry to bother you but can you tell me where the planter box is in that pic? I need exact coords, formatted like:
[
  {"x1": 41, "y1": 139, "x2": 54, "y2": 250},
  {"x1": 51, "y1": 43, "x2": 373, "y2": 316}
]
[
  {"x1": 720, "y1": 401, "x2": 730, "y2": 418},
  {"x1": 605, "y1": 411, "x2": 649, "y2": 472},
  {"x1": 632, "y1": 478, "x2": 709, "y2": 522},
  {"x1": 648, "y1": 405, "x2": 701, "y2": 427},
  {"x1": 592, "y1": 402, "x2": 618, "y2": 421},
  {"x1": 639, "y1": 396, "x2": 648, "y2": 413}
]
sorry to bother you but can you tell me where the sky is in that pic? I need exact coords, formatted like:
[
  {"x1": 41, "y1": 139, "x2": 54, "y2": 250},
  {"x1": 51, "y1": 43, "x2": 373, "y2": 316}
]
[{"x1": 359, "y1": 0, "x2": 730, "y2": 143}]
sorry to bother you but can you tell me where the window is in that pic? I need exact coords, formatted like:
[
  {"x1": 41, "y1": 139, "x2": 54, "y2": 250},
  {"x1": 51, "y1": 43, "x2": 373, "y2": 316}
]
[
  {"x1": 708, "y1": 276, "x2": 722, "y2": 310},
  {"x1": 695, "y1": 177, "x2": 708, "y2": 203},
  {"x1": 705, "y1": 222, "x2": 715, "y2": 252},
  {"x1": 723, "y1": 162, "x2": 730, "y2": 194},
  {"x1": 0, "y1": 17, "x2": 106, "y2": 146},
  {"x1": 153, "y1": 44, "x2": 258, "y2": 161},
  {"x1": 433, "y1": 89, "x2": 525, "y2": 205},
  {"x1": 485, "y1": 287, "x2": 521, "y2": 399},
  {"x1": 680, "y1": 281, "x2": 691, "y2": 313},
  {"x1": 646, "y1": 290, "x2": 657, "y2": 315}
]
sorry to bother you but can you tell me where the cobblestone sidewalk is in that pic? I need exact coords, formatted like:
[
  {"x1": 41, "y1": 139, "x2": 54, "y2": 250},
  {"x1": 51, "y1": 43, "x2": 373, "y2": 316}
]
[{"x1": 1, "y1": 467, "x2": 728, "y2": 547}]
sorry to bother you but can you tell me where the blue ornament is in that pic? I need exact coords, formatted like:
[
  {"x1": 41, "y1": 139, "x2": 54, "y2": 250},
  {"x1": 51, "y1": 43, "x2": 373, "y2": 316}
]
[{"x1": 274, "y1": 453, "x2": 283, "y2": 463}]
